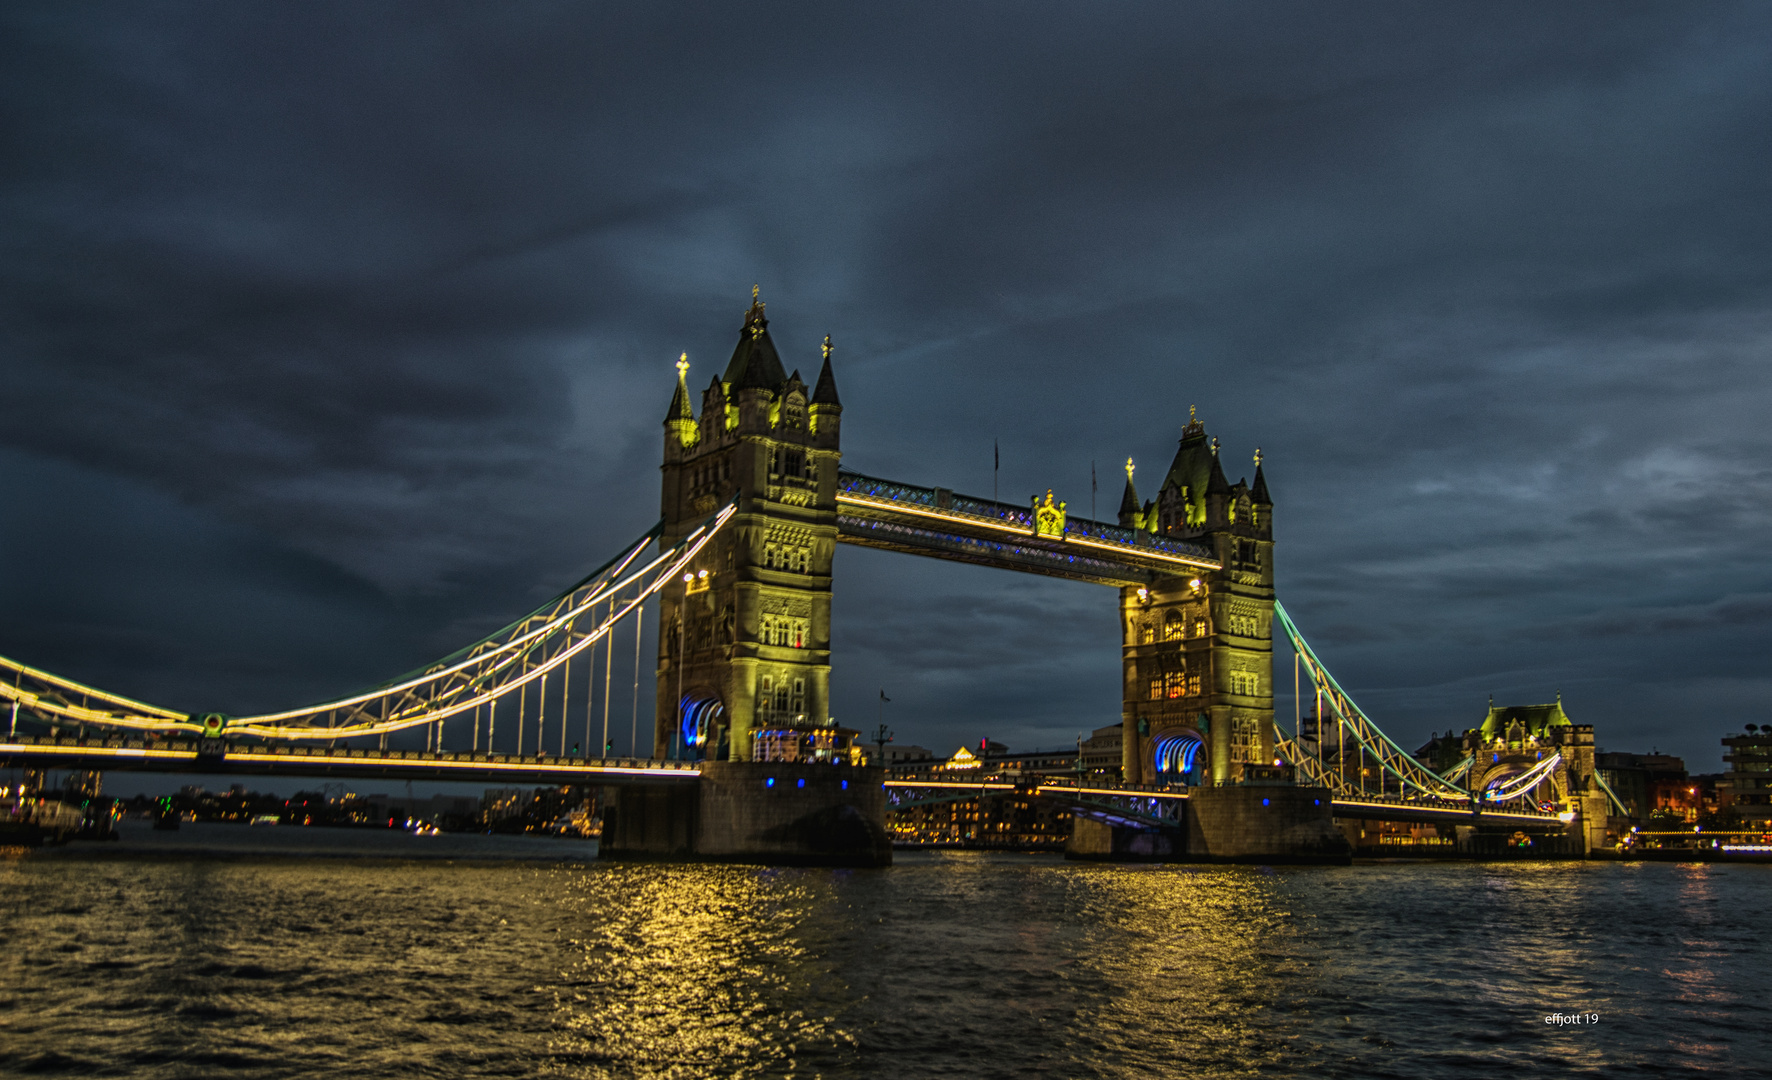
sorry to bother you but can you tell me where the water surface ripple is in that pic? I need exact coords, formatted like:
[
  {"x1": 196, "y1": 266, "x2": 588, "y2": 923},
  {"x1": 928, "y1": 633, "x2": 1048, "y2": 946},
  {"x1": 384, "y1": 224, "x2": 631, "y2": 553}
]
[{"x1": 1, "y1": 833, "x2": 1765, "y2": 1077}]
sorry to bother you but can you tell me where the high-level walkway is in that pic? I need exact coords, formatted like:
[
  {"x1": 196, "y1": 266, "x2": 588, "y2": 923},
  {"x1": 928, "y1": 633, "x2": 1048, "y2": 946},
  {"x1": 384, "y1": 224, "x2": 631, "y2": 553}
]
[{"x1": 836, "y1": 471, "x2": 1219, "y2": 587}]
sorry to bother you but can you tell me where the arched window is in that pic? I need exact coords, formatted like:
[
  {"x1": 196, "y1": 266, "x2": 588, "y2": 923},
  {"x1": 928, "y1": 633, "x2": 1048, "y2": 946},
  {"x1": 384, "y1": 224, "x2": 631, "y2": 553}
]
[{"x1": 1163, "y1": 611, "x2": 1184, "y2": 641}]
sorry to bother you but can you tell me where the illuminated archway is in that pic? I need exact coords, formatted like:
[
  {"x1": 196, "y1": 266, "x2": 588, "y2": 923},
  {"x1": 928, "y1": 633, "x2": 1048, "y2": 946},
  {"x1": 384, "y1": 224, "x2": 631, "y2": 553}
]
[
  {"x1": 678, "y1": 696, "x2": 724, "y2": 760},
  {"x1": 1152, "y1": 731, "x2": 1204, "y2": 786}
]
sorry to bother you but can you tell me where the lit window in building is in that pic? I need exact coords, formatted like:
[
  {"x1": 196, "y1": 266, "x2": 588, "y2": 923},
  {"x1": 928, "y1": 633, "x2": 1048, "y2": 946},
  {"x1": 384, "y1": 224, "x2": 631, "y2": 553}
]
[
  {"x1": 1193, "y1": 617, "x2": 1206, "y2": 638},
  {"x1": 1163, "y1": 612, "x2": 1183, "y2": 641},
  {"x1": 1149, "y1": 677, "x2": 1162, "y2": 701},
  {"x1": 1140, "y1": 623, "x2": 1155, "y2": 645},
  {"x1": 1231, "y1": 716, "x2": 1261, "y2": 763},
  {"x1": 1164, "y1": 672, "x2": 1185, "y2": 699}
]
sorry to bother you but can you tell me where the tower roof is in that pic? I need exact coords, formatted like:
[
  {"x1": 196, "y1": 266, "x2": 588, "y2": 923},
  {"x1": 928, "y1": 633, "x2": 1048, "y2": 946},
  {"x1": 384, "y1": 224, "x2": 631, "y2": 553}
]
[
  {"x1": 1478, "y1": 700, "x2": 1572, "y2": 741},
  {"x1": 722, "y1": 286, "x2": 788, "y2": 391},
  {"x1": 1161, "y1": 407, "x2": 1214, "y2": 526},
  {"x1": 812, "y1": 335, "x2": 841, "y2": 406}
]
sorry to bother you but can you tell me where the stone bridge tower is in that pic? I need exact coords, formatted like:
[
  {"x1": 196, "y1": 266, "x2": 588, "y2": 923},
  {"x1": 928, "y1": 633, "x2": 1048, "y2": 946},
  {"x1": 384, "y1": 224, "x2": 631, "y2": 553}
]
[
  {"x1": 655, "y1": 290, "x2": 842, "y2": 761},
  {"x1": 1117, "y1": 412, "x2": 1275, "y2": 785}
]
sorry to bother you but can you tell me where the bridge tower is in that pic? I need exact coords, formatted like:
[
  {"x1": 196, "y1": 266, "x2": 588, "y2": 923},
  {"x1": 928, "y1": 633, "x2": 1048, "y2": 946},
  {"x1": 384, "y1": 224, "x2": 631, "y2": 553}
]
[
  {"x1": 1118, "y1": 413, "x2": 1274, "y2": 785},
  {"x1": 655, "y1": 290, "x2": 842, "y2": 761}
]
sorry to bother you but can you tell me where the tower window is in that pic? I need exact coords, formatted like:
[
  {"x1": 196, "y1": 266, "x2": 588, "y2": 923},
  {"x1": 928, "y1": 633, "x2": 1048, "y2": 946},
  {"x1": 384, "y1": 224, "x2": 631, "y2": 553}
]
[
  {"x1": 1163, "y1": 612, "x2": 1183, "y2": 641},
  {"x1": 1140, "y1": 624, "x2": 1155, "y2": 645},
  {"x1": 1231, "y1": 716, "x2": 1261, "y2": 763}
]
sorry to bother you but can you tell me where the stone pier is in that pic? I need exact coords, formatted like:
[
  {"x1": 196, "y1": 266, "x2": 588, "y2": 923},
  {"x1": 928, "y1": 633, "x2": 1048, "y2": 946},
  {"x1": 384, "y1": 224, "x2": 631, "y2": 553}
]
[
  {"x1": 602, "y1": 761, "x2": 891, "y2": 867},
  {"x1": 1065, "y1": 785, "x2": 1350, "y2": 864}
]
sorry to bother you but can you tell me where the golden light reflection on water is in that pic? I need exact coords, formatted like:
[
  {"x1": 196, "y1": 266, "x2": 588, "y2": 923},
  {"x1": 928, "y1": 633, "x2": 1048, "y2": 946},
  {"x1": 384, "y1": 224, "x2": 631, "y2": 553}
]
[
  {"x1": 540, "y1": 865, "x2": 855, "y2": 1078},
  {"x1": 3, "y1": 846, "x2": 1767, "y2": 1078},
  {"x1": 1055, "y1": 865, "x2": 1305, "y2": 1073}
]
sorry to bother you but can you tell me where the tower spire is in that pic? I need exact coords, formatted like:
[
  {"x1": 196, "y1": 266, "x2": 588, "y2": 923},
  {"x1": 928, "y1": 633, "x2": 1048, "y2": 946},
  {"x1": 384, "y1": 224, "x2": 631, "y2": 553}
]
[
  {"x1": 746, "y1": 284, "x2": 767, "y2": 339},
  {"x1": 1117, "y1": 456, "x2": 1141, "y2": 525}
]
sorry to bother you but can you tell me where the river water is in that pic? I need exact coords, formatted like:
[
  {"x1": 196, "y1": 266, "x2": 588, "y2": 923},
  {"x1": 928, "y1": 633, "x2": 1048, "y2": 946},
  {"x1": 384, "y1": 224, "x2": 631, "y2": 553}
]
[{"x1": 1, "y1": 826, "x2": 1765, "y2": 1078}]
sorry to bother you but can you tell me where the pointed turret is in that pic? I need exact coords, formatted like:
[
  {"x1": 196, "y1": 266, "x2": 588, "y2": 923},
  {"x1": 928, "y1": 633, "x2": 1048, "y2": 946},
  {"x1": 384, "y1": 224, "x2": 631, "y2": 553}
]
[
  {"x1": 809, "y1": 335, "x2": 843, "y2": 448},
  {"x1": 663, "y1": 353, "x2": 697, "y2": 453},
  {"x1": 1250, "y1": 448, "x2": 1271, "y2": 506},
  {"x1": 665, "y1": 353, "x2": 694, "y2": 423},
  {"x1": 812, "y1": 335, "x2": 841, "y2": 406},
  {"x1": 1206, "y1": 440, "x2": 1230, "y2": 496}
]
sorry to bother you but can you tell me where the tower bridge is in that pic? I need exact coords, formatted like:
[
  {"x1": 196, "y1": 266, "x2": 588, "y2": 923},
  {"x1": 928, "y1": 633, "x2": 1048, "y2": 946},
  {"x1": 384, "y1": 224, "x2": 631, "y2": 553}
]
[{"x1": 1, "y1": 290, "x2": 1620, "y2": 863}]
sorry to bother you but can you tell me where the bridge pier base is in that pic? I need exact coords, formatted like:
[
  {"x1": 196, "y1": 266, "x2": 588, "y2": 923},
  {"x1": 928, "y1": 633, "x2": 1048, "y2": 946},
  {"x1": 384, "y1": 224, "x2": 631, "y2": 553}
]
[
  {"x1": 1064, "y1": 785, "x2": 1351, "y2": 864},
  {"x1": 1064, "y1": 817, "x2": 1186, "y2": 861},
  {"x1": 602, "y1": 762, "x2": 891, "y2": 867},
  {"x1": 1186, "y1": 785, "x2": 1350, "y2": 863}
]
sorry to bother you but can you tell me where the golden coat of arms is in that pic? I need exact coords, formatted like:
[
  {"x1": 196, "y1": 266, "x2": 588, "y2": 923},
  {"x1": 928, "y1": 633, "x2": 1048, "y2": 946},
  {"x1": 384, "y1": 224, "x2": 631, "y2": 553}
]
[{"x1": 1033, "y1": 490, "x2": 1067, "y2": 537}]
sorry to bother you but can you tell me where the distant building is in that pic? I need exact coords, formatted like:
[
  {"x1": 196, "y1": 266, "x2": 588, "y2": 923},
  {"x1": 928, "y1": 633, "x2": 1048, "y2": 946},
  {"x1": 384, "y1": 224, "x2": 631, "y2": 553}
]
[
  {"x1": 885, "y1": 739, "x2": 1103, "y2": 781},
  {"x1": 868, "y1": 744, "x2": 933, "y2": 767},
  {"x1": 1596, "y1": 752, "x2": 1689, "y2": 822},
  {"x1": 1722, "y1": 728, "x2": 1772, "y2": 832},
  {"x1": 1080, "y1": 724, "x2": 1123, "y2": 777},
  {"x1": 482, "y1": 788, "x2": 527, "y2": 824},
  {"x1": 887, "y1": 790, "x2": 1072, "y2": 849}
]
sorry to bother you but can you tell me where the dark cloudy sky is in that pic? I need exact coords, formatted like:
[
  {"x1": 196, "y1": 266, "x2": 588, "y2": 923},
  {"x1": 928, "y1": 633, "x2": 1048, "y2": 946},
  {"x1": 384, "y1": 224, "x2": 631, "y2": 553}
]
[{"x1": 5, "y1": 2, "x2": 1772, "y2": 774}]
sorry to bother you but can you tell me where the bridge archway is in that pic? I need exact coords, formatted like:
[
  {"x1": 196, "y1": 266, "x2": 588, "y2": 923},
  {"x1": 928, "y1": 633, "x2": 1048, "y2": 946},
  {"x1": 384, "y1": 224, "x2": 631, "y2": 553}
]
[{"x1": 1152, "y1": 730, "x2": 1206, "y2": 786}]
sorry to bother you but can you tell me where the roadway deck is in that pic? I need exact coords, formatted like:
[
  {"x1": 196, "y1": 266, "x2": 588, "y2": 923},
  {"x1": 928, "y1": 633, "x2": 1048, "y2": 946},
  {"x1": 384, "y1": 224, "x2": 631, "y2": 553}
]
[{"x1": 0, "y1": 735, "x2": 702, "y2": 786}]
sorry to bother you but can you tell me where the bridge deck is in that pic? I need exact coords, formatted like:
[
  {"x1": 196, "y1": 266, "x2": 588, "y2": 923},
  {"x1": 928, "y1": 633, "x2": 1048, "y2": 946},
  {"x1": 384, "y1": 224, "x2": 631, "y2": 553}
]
[
  {"x1": 885, "y1": 775, "x2": 1565, "y2": 827},
  {"x1": 836, "y1": 471, "x2": 1219, "y2": 586},
  {"x1": 1, "y1": 735, "x2": 702, "y2": 786}
]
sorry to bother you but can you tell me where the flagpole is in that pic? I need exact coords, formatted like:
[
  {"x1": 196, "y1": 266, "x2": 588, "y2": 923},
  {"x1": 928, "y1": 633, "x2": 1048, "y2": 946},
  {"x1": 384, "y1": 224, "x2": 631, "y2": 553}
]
[
  {"x1": 993, "y1": 439, "x2": 999, "y2": 504},
  {"x1": 1091, "y1": 460, "x2": 1097, "y2": 522}
]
